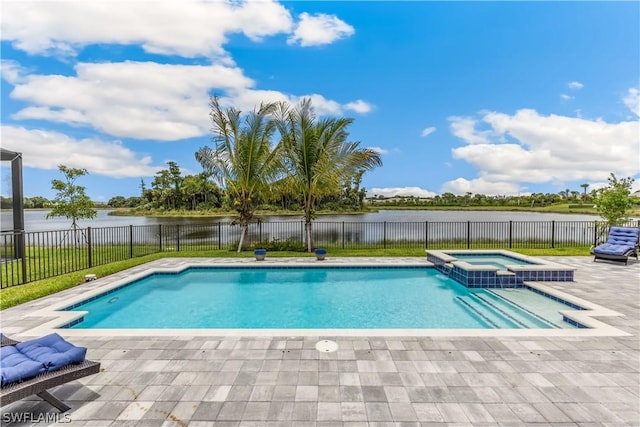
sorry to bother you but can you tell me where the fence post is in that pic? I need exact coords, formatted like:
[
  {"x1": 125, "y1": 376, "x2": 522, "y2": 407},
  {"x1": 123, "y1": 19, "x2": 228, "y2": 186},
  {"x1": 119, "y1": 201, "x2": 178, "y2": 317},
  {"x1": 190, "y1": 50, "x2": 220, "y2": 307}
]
[
  {"x1": 342, "y1": 221, "x2": 345, "y2": 249},
  {"x1": 467, "y1": 221, "x2": 471, "y2": 249},
  {"x1": 218, "y1": 223, "x2": 221, "y2": 250},
  {"x1": 425, "y1": 221, "x2": 429, "y2": 249},
  {"x1": 129, "y1": 225, "x2": 133, "y2": 258},
  {"x1": 14, "y1": 229, "x2": 25, "y2": 264},
  {"x1": 159, "y1": 224, "x2": 162, "y2": 252},
  {"x1": 509, "y1": 221, "x2": 513, "y2": 249},
  {"x1": 383, "y1": 221, "x2": 387, "y2": 249},
  {"x1": 176, "y1": 224, "x2": 180, "y2": 252},
  {"x1": 551, "y1": 220, "x2": 555, "y2": 248},
  {"x1": 259, "y1": 222, "x2": 262, "y2": 243},
  {"x1": 20, "y1": 232, "x2": 26, "y2": 284},
  {"x1": 593, "y1": 223, "x2": 598, "y2": 248},
  {"x1": 87, "y1": 227, "x2": 92, "y2": 268}
]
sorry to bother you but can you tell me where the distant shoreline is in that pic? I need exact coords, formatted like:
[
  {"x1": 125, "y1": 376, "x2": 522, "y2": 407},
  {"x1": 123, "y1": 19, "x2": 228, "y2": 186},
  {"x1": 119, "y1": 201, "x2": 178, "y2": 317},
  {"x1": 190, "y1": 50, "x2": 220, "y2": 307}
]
[
  {"x1": 4, "y1": 205, "x2": 639, "y2": 220},
  {"x1": 104, "y1": 204, "x2": 618, "y2": 218}
]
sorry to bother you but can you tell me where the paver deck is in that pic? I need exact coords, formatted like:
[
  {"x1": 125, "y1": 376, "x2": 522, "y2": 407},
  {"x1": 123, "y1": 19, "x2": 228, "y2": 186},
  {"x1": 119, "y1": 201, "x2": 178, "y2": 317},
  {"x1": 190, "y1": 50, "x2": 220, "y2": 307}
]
[{"x1": 1, "y1": 256, "x2": 638, "y2": 426}]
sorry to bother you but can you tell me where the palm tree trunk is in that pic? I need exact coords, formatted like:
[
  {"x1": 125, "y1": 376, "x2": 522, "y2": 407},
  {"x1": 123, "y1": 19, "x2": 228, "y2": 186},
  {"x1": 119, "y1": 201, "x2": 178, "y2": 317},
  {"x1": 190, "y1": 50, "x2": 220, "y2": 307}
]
[
  {"x1": 305, "y1": 220, "x2": 313, "y2": 252},
  {"x1": 237, "y1": 225, "x2": 248, "y2": 253},
  {"x1": 304, "y1": 194, "x2": 314, "y2": 252}
]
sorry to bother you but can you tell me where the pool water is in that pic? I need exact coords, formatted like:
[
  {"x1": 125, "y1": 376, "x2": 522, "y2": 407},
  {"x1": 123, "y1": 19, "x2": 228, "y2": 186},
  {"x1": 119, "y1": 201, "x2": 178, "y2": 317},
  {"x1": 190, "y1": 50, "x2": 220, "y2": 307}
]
[
  {"x1": 450, "y1": 254, "x2": 535, "y2": 270},
  {"x1": 66, "y1": 267, "x2": 575, "y2": 329}
]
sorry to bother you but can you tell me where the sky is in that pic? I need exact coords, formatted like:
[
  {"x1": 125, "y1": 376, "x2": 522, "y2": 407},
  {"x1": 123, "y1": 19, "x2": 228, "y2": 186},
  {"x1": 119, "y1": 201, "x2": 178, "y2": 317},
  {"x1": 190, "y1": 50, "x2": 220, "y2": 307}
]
[{"x1": 1, "y1": 1, "x2": 639, "y2": 202}]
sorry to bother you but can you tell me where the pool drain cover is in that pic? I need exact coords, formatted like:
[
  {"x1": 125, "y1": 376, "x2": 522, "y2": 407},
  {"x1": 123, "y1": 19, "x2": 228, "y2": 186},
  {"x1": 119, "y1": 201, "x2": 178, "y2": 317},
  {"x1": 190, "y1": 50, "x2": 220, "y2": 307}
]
[{"x1": 315, "y1": 340, "x2": 338, "y2": 353}]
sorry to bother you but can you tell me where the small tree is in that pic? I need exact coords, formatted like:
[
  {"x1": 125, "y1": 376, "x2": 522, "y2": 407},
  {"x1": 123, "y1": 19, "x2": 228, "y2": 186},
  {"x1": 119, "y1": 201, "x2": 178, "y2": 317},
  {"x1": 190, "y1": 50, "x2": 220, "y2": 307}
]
[
  {"x1": 595, "y1": 173, "x2": 634, "y2": 225},
  {"x1": 47, "y1": 165, "x2": 97, "y2": 232}
]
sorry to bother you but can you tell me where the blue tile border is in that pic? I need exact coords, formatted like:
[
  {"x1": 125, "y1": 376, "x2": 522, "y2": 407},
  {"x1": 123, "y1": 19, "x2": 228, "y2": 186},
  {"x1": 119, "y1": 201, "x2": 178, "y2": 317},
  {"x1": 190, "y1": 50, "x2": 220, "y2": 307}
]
[
  {"x1": 563, "y1": 317, "x2": 588, "y2": 328},
  {"x1": 524, "y1": 285, "x2": 585, "y2": 311},
  {"x1": 64, "y1": 275, "x2": 152, "y2": 310},
  {"x1": 60, "y1": 316, "x2": 85, "y2": 328},
  {"x1": 428, "y1": 252, "x2": 574, "y2": 288}
]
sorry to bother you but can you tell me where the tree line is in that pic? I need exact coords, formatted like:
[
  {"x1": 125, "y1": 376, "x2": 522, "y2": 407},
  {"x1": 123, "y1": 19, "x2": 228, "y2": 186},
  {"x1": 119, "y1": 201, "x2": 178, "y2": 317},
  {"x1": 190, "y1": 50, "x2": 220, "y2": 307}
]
[
  {"x1": 23, "y1": 98, "x2": 382, "y2": 252},
  {"x1": 371, "y1": 190, "x2": 600, "y2": 208}
]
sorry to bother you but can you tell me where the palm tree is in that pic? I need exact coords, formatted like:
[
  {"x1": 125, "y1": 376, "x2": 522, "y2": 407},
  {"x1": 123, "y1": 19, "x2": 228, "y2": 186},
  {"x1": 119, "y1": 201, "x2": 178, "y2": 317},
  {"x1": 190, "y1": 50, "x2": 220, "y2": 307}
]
[
  {"x1": 580, "y1": 183, "x2": 589, "y2": 201},
  {"x1": 195, "y1": 96, "x2": 282, "y2": 252},
  {"x1": 274, "y1": 98, "x2": 382, "y2": 252}
]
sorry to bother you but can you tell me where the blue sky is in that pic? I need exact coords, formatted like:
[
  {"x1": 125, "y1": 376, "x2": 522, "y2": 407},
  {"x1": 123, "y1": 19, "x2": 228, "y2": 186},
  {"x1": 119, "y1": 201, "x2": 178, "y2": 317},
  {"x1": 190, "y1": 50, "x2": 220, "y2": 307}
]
[{"x1": 1, "y1": 1, "x2": 638, "y2": 201}]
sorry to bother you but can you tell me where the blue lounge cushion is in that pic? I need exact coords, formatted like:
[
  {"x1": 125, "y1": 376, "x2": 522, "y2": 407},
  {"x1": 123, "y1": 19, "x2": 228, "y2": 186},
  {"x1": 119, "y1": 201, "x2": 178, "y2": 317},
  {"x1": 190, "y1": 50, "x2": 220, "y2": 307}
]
[
  {"x1": 606, "y1": 227, "x2": 640, "y2": 246},
  {"x1": 593, "y1": 243, "x2": 634, "y2": 257},
  {"x1": 0, "y1": 346, "x2": 46, "y2": 387},
  {"x1": 16, "y1": 333, "x2": 87, "y2": 372}
]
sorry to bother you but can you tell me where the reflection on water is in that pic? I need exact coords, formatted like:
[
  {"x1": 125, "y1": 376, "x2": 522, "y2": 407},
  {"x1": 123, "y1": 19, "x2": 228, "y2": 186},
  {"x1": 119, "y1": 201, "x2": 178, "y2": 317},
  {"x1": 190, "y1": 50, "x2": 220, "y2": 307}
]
[
  {"x1": 0, "y1": 208, "x2": 616, "y2": 250},
  {"x1": 1, "y1": 208, "x2": 602, "y2": 233}
]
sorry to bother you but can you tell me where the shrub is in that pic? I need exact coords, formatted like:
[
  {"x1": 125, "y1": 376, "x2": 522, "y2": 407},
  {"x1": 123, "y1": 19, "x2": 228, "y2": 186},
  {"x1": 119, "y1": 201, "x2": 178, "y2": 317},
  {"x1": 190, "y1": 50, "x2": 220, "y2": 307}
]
[{"x1": 252, "y1": 238, "x2": 305, "y2": 252}]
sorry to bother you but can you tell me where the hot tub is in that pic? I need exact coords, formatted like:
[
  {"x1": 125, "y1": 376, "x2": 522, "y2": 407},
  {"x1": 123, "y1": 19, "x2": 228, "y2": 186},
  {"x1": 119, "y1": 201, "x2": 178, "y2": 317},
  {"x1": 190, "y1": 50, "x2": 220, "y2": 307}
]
[{"x1": 425, "y1": 249, "x2": 575, "y2": 288}]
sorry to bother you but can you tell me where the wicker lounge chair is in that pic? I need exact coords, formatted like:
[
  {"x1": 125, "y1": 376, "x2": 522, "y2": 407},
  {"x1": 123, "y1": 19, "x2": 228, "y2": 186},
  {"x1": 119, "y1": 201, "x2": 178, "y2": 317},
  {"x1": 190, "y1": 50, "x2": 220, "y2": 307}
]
[
  {"x1": 591, "y1": 226, "x2": 640, "y2": 265},
  {"x1": 0, "y1": 334, "x2": 100, "y2": 412}
]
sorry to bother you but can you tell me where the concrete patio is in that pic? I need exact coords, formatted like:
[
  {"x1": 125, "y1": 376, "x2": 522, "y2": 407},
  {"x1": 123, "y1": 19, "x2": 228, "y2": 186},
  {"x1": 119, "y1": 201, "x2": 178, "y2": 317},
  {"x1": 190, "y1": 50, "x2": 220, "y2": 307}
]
[{"x1": 1, "y1": 256, "x2": 638, "y2": 426}]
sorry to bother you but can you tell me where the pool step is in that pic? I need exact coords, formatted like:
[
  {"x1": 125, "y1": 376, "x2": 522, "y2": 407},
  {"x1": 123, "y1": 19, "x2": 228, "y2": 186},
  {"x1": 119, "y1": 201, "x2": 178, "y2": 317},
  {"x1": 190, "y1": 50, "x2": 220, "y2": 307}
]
[
  {"x1": 455, "y1": 295, "x2": 522, "y2": 329},
  {"x1": 484, "y1": 290, "x2": 562, "y2": 328},
  {"x1": 471, "y1": 293, "x2": 556, "y2": 329},
  {"x1": 456, "y1": 290, "x2": 560, "y2": 329}
]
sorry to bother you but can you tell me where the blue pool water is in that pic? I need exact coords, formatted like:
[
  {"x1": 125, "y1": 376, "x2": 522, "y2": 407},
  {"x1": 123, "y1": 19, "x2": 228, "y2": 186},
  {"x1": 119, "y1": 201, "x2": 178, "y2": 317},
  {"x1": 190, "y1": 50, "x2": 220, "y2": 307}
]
[
  {"x1": 450, "y1": 254, "x2": 535, "y2": 270},
  {"x1": 66, "y1": 267, "x2": 574, "y2": 329}
]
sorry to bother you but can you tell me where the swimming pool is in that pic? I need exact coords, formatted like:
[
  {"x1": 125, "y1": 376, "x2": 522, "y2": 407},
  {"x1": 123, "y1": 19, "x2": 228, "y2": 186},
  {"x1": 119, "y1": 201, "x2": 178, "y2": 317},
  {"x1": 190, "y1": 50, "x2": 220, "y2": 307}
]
[{"x1": 63, "y1": 266, "x2": 577, "y2": 330}]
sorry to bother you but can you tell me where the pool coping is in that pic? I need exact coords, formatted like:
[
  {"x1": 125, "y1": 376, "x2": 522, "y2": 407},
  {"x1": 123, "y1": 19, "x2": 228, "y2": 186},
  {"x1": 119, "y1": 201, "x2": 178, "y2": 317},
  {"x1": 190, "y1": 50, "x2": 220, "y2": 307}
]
[
  {"x1": 21, "y1": 257, "x2": 629, "y2": 338},
  {"x1": 425, "y1": 249, "x2": 576, "y2": 272}
]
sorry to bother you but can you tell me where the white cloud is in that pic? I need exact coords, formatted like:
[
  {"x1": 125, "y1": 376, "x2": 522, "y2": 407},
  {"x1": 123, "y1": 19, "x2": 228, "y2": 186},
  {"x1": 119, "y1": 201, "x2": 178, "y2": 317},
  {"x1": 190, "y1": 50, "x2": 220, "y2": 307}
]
[
  {"x1": 1, "y1": 0, "x2": 293, "y2": 58},
  {"x1": 7, "y1": 61, "x2": 252, "y2": 140},
  {"x1": 420, "y1": 126, "x2": 436, "y2": 136},
  {"x1": 560, "y1": 94, "x2": 573, "y2": 101},
  {"x1": 447, "y1": 104, "x2": 639, "y2": 192},
  {"x1": 5, "y1": 61, "x2": 372, "y2": 141},
  {"x1": 448, "y1": 116, "x2": 490, "y2": 144},
  {"x1": 623, "y1": 88, "x2": 639, "y2": 117},
  {"x1": 302, "y1": 94, "x2": 345, "y2": 116},
  {"x1": 221, "y1": 91, "x2": 369, "y2": 118},
  {"x1": 441, "y1": 178, "x2": 521, "y2": 196},
  {"x1": 367, "y1": 187, "x2": 436, "y2": 198},
  {"x1": 2, "y1": 2, "x2": 367, "y2": 141},
  {"x1": 0, "y1": 60, "x2": 28, "y2": 84},
  {"x1": 218, "y1": 89, "x2": 290, "y2": 112},
  {"x1": 287, "y1": 12, "x2": 355, "y2": 47},
  {"x1": 2, "y1": 1, "x2": 356, "y2": 59},
  {"x1": 420, "y1": 126, "x2": 436, "y2": 137},
  {"x1": 344, "y1": 100, "x2": 373, "y2": 114},
  {"x1": 1, "y1": 125, "x2": 163, "y2": 178},
  {"x1": 568, "y1": 81, "x2": 584, "y2": 90}
]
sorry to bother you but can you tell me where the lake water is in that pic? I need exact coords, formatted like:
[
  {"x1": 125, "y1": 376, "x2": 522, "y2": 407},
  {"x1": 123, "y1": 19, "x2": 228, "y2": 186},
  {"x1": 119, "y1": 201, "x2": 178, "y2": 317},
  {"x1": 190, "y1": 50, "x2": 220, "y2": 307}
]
[{"x1": 1, "y1": 209, "x2": 602, "y2": 232}]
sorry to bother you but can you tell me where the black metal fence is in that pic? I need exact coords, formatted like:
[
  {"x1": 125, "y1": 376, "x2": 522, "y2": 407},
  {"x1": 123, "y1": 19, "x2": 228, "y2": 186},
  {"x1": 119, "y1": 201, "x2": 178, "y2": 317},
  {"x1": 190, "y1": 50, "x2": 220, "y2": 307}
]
[{"x1": 1, "y1": 220, "x2": 638, "y2": 288}]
